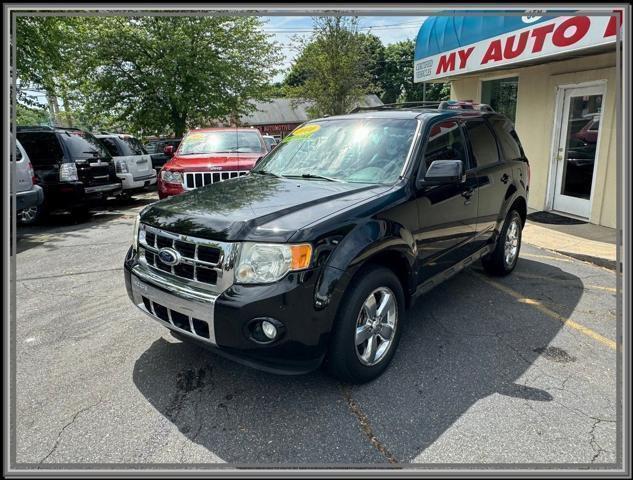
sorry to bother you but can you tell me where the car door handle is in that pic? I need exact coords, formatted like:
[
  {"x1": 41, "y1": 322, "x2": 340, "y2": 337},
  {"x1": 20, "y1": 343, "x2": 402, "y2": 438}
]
[
  {"x1": 461, "y1": 187, "x2": 474, "y2": 204},
  {"x1": 500, "y1": 173, "x2": 510, "y2": 184}
]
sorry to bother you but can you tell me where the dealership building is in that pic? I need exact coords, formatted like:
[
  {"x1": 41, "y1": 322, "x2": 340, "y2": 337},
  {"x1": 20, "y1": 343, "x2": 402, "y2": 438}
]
[{"x1": 415, "y1": 13, "x2": 621, "y2": 228}]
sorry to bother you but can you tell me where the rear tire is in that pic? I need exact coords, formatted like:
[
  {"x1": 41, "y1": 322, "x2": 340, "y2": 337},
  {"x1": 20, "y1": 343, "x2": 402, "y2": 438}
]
[
  {"x1": 326, "y1": 265, "x2": 405, "y2": 384},
  {"x1": 18, "y1": 205, "x2": 45, "y2": 225},
  {"x1": 482, "y1": 209, "x2": 523, "y2": 276}
]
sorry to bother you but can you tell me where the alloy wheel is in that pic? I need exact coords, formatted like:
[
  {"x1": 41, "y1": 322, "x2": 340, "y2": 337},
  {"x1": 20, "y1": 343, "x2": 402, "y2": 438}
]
[{"x1": 354, "y1": 287, "x2": 398, "y2": 367}]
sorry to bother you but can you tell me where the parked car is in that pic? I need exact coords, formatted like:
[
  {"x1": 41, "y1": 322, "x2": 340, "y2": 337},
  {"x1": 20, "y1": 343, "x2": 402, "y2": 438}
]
[
  {"x1": 262, "y1": 135, "x2": 278, "y2": 151},
  {"x1": 12, "y1": 136, "x2": 44, "y2": 223},
  {"x1": 124, "y1": 104, "x2": 529, "y2": 383},
  {"x1": 145, "y1": 138, "x2": 181, "y2": 171},
  {"x1": 157, "y1": 127, "x2": 268, "y2": 199},
  {"x1": 96, "y1": 134, "x2": 157, "y2": 197},
  {"x1": 16, "y1": 126, "x2": 122, "y2": 223}
]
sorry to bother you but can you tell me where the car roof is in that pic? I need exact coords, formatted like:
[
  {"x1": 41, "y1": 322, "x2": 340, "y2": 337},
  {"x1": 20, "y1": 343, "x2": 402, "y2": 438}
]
[
  {"x1": 307, "y1": 110, "x2": 459, "y2": 122},
  {"x1": 187, "y1": 127, "x2": 261, "y2": 133}
]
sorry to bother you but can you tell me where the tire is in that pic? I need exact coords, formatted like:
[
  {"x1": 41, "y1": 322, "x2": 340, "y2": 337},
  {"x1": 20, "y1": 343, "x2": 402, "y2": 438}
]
[
  {"x1": 18, "y1": 204, "x2": 45, "y2": 225},
  {"x1": 482, "y1": 209, "x2": 523, "y2": 276},
  {"x1": 326, "y1": 265, "x2": 405, "y2": 384},
  {"x1": 71, "y1": 206, "x2": 92, "y2": 222}
]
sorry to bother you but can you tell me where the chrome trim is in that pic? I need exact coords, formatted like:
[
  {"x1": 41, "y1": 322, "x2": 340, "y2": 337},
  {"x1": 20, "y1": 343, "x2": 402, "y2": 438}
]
[
  {"x1": 84, "y1": 183, "x2": 121, "y2": 193},
  {"x1": 183, "y1": 170, "x2": 248, "y2": 190},
  {"x1": 399, "y1": 119, "x2": 423, "y2": 178},
  {"x1": 130, "y1": 266, "x2": 218, "y2": 345},
  {"x1": 138, "y1": 223, "x2": 239, "y2": 294}
]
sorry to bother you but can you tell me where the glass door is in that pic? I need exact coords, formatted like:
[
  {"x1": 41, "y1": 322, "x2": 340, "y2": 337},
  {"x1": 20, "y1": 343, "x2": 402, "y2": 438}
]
[{"x1": 552, "y1": 84, "x2": 605, "y2": 219}]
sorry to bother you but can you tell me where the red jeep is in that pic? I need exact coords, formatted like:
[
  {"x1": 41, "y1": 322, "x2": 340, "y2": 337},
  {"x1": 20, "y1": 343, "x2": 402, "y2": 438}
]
[{"x1": 157, "y1": 127, "x2": 268, "y2": 198}]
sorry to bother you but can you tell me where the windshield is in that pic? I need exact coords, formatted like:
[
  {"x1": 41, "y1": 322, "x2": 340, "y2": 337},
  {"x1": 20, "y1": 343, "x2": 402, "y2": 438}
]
[
  {"x1": 179, "y1": 130, "x2": 265, "y2": 155},
  {"x1": 253, "y1": 118, "x2": 418, "y2": 184}
]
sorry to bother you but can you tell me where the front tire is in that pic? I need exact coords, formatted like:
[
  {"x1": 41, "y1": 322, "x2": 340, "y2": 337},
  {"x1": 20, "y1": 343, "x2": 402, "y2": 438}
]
[
  {"x1": 326, "y1": 265, "x2": 405, "y2": 384},
  {"x1": 482, "y1": 209, "x2": 523, "y2": 276}
]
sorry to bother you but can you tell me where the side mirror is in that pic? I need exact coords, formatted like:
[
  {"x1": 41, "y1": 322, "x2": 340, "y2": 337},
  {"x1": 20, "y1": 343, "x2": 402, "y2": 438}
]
[
  {"x1": 418, "y1": 160, "x2": 465, "y2": 187},
  {"x1": 164, "y1": 145, "x2": 174, "y2": 156}
]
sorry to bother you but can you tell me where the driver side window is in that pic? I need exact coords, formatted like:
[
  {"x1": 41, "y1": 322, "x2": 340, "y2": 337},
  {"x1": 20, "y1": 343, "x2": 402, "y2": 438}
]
[{"x1": 423, "y1": 121, "x2": 468, "y2": 170}]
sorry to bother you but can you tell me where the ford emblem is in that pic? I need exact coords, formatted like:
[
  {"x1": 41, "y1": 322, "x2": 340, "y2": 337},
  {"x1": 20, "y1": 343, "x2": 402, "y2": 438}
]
[{"x1": 158, "y1": 247, "x2": 180, "y2": 266}]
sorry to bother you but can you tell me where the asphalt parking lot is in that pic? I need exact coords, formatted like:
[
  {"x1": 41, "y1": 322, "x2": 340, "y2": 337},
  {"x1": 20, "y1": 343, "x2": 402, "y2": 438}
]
[{"x1": 13, "y1": 191, "x2": 619, "y2": 467}]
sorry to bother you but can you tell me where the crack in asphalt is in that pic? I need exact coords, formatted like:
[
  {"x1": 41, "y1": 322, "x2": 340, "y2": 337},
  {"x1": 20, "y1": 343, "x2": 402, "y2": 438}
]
[
  {"x1": 38, "y1": 399, "x2": 103, "y2": 466},
  {"x1": 18, "y1": 267, "x2": 124, "y2": 282},
  {"x1": 339, "y1": 384, "x2": 398, "y2": 464},
  {"x1": 589, "y1": 418, "x2": 607, "y2": 463}
]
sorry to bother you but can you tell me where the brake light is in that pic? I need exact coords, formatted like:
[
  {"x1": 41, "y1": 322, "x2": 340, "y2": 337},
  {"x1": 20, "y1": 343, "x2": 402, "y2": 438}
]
[
  {"x1": 27, "y1": 161, "x2": 37, "y2": 184},
  {"x1": 527, "y1": 163, "x2": 531, "y2": 187},
  {"x1": 59, "y1": 163, "x2": 79, "y2": 182}
]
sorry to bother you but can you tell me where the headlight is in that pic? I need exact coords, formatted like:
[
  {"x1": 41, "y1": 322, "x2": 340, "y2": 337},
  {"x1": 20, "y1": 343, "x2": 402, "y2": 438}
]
[
  {"x1": 235, "y1": 243, "x2": 312, "y2": 284},
  {"x1": 161, "y1": 169, "x2": 183, "y2": 184},
  {"x1": 116, "y1": 160, "x2": 129, "y2": 173},
  {"x1": 132, "y1": 214, "x2": 140, "y2": 250}
]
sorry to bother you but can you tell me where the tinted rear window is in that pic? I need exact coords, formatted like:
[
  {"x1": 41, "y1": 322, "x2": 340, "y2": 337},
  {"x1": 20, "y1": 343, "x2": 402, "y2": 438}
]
[
  {"x1": 60, "y1": 130, "x2": 111, "y2": 161},
  {"x1": 121, "y1": 136, "x2": 146, "y2": 155},
  {"x1": 100, "y1": 137, "x2": 124, "y2": 156},
  {"x1": 488, "y1": 117, "x2": 524, "y2": 161},
  {"x1": 464, "y1": 121, "x2": 500, "y2": 167},
  {"x1": 16, "y1": 132, "x2": 64, "y2": 166}
]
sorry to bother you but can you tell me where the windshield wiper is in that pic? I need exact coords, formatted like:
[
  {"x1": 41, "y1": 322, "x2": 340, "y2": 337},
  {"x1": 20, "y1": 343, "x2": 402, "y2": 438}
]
[
  {"x1": 253, "y1": 170, "x2": 282, "y2": 178},
  {"x1": 283, "y1": 173, "x2": 344, "y2": 183}
]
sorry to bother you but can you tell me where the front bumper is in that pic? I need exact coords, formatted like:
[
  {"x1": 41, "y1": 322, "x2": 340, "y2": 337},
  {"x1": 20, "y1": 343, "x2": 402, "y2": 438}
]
[
  {"x1": 16, "y1": 185, "x2": 44, "y2": 211},
  {"x1": 124, "y1": 248, "x2": 337, "y2": 374}
]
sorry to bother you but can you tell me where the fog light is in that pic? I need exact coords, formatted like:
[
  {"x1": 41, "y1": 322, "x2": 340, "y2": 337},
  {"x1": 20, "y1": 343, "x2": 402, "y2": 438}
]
[{"x1": 261, "y1": 320, "x2": 277, "y2": 339}]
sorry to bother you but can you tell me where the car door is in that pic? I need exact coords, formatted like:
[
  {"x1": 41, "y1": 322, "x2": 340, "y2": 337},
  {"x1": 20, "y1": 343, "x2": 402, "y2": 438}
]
[
  {"x1": 414, "y1": 118, "x2": 479, "y2": 283},
  {"x1": 16, "y1": 131, "x2": 65, "y2": 187},
  {"x1": 463, "y1": 117, "x2": 513, "y2": 249}
]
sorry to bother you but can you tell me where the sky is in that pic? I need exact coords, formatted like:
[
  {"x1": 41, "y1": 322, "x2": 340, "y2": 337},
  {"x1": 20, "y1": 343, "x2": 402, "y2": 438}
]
[{"x1": 261, "y1": 16, "x2": 428, "y2": 83}]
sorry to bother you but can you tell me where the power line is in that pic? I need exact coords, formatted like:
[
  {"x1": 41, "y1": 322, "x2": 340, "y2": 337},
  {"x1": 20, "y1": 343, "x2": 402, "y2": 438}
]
[{"x1": 262, "y1": 21, "x2": 423, "y2": 33}]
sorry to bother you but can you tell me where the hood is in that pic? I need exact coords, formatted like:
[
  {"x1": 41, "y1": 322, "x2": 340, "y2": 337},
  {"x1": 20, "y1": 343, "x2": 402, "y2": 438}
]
[
  {"x1": 140, "y1": 173, "x2": 391, "y2": 242},
  {"x1": 164, "y1": 152, "x2": 265, "y2": 172}
]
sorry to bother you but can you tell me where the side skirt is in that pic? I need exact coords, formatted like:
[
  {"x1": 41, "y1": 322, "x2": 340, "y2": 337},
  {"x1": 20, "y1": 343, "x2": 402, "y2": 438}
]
[{"x1": 412, "y1": 244, "x2": 493, "y2": 301}]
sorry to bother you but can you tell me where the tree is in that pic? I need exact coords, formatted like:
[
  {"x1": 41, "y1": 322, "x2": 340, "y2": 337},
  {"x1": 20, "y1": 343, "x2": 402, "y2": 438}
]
[
  {"x1": 65, "y1": 16, "x2": 280, "y2": 137},
  {"x1": 16, "y1": 104, "x2": 50, "y2": 126},
  {"x1": 357, "y1": 33, "x2": 385, "y2": 96},
  {"x1": 380, "y1": 39, "x2": 449, "y2": 104},
  {"x1": 284, "y1": 16, "x2": 370, "y2": 117}
]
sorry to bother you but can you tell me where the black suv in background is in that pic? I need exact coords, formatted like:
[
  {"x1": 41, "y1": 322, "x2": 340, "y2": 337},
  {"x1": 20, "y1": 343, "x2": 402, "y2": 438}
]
[
  {"x1": 17, "y1": 126, "x2": 122, "y2": 223},
  {"x1": 144, "y1": 137, "x2": 181, "y2": 170},
  {"x1": 125, "y1": 103, "x2": 529, "y2": 383}
]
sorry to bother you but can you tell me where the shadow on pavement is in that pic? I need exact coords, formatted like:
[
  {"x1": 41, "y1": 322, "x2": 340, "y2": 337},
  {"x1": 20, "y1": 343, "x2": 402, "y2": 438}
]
[
  {"x1": 132, "y1": 258, "x2": 582, "y2": 464},
  {"x1": 15, "y1": 194, "x2": 158, "y2": 254}
]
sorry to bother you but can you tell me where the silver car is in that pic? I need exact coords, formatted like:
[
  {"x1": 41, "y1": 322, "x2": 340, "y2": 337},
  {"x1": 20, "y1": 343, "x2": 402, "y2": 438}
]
[
  {"x1": 13, "y1": 136, "x2": 44, "y2": 224},
  {"x1": 96, "y1": 134, "x2": 157, "y2": 196}
]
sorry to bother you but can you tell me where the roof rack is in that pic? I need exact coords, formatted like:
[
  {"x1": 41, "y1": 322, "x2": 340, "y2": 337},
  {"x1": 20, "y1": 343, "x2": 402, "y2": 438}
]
[
  {"x1": 349, "y1": 101, "x2": 442, "y2": 113},
  {"x1": 16, "y1": 125, "x2": 55, "y2": 131},
  {"x1": 348, "y1": 100, "x2": 494, "y2": 114}
]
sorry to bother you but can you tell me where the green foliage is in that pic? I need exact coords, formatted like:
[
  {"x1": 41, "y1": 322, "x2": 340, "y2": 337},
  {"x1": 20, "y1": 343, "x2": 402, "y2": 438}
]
[
  {"x1": 380, "y1": 39, "x2": 449, "y2": 104},
  {"x1": 68, "y1": 16, "x2": 281, "y2": 137},
  {"x1": 284, "y1": 17, "x2": 371, "y2": 117},
  {"x1": 16, "y1": 104, "x2": 50, "y2": 126}
]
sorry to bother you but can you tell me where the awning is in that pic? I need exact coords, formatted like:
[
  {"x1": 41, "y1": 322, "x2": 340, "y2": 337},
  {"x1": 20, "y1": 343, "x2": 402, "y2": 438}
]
[{"x1": 414, "y1": 12, "x2": 621, "y2": 82}]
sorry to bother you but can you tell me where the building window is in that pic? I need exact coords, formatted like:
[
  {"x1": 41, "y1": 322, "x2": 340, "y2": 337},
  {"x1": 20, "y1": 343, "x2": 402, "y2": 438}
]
[{"x1": 481, "y1": 77, "x2": 519, "y2": 122}]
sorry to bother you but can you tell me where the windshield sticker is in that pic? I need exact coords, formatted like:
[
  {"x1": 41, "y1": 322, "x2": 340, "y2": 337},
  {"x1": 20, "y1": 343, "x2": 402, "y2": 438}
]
[
  {"x1": 186, "y1": 132, "x2": 205, "y2": 142},
  {"x1": 285, "y1": 124, "x2": 321, "y2": 142}
]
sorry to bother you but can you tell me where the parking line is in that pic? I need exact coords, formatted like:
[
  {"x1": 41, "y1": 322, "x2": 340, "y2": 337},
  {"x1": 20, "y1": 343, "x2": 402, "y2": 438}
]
[
  {"x1": 474, "y1": 273, "x2": 617, "y2": 351},
  {"x1": 521, "y1": 252, "x2": 574, "y2": 263},
  {"x1": 512, "y1": 272, "x2": 617, "y2": 293}
]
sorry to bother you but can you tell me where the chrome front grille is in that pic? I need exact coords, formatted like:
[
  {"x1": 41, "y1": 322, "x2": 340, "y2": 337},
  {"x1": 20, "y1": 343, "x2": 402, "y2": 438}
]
[
  {"x1": 183, "y1": 170, "x2": 248, "y2": 190},
  {"x1": 138, "y1": 224, "x2": 238, "y2": 294}
]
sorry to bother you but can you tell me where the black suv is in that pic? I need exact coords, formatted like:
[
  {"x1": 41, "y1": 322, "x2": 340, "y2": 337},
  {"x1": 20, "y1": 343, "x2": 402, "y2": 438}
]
[
  {"x1": 16, "y1": 126, "x2": 122, "y2": 222},
  {"x1": 124, "y1": 104, "x2": 529, "y2": 383},
  {"x1": 144, "y1": 137, "x2": 181, "y2": 170}
]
